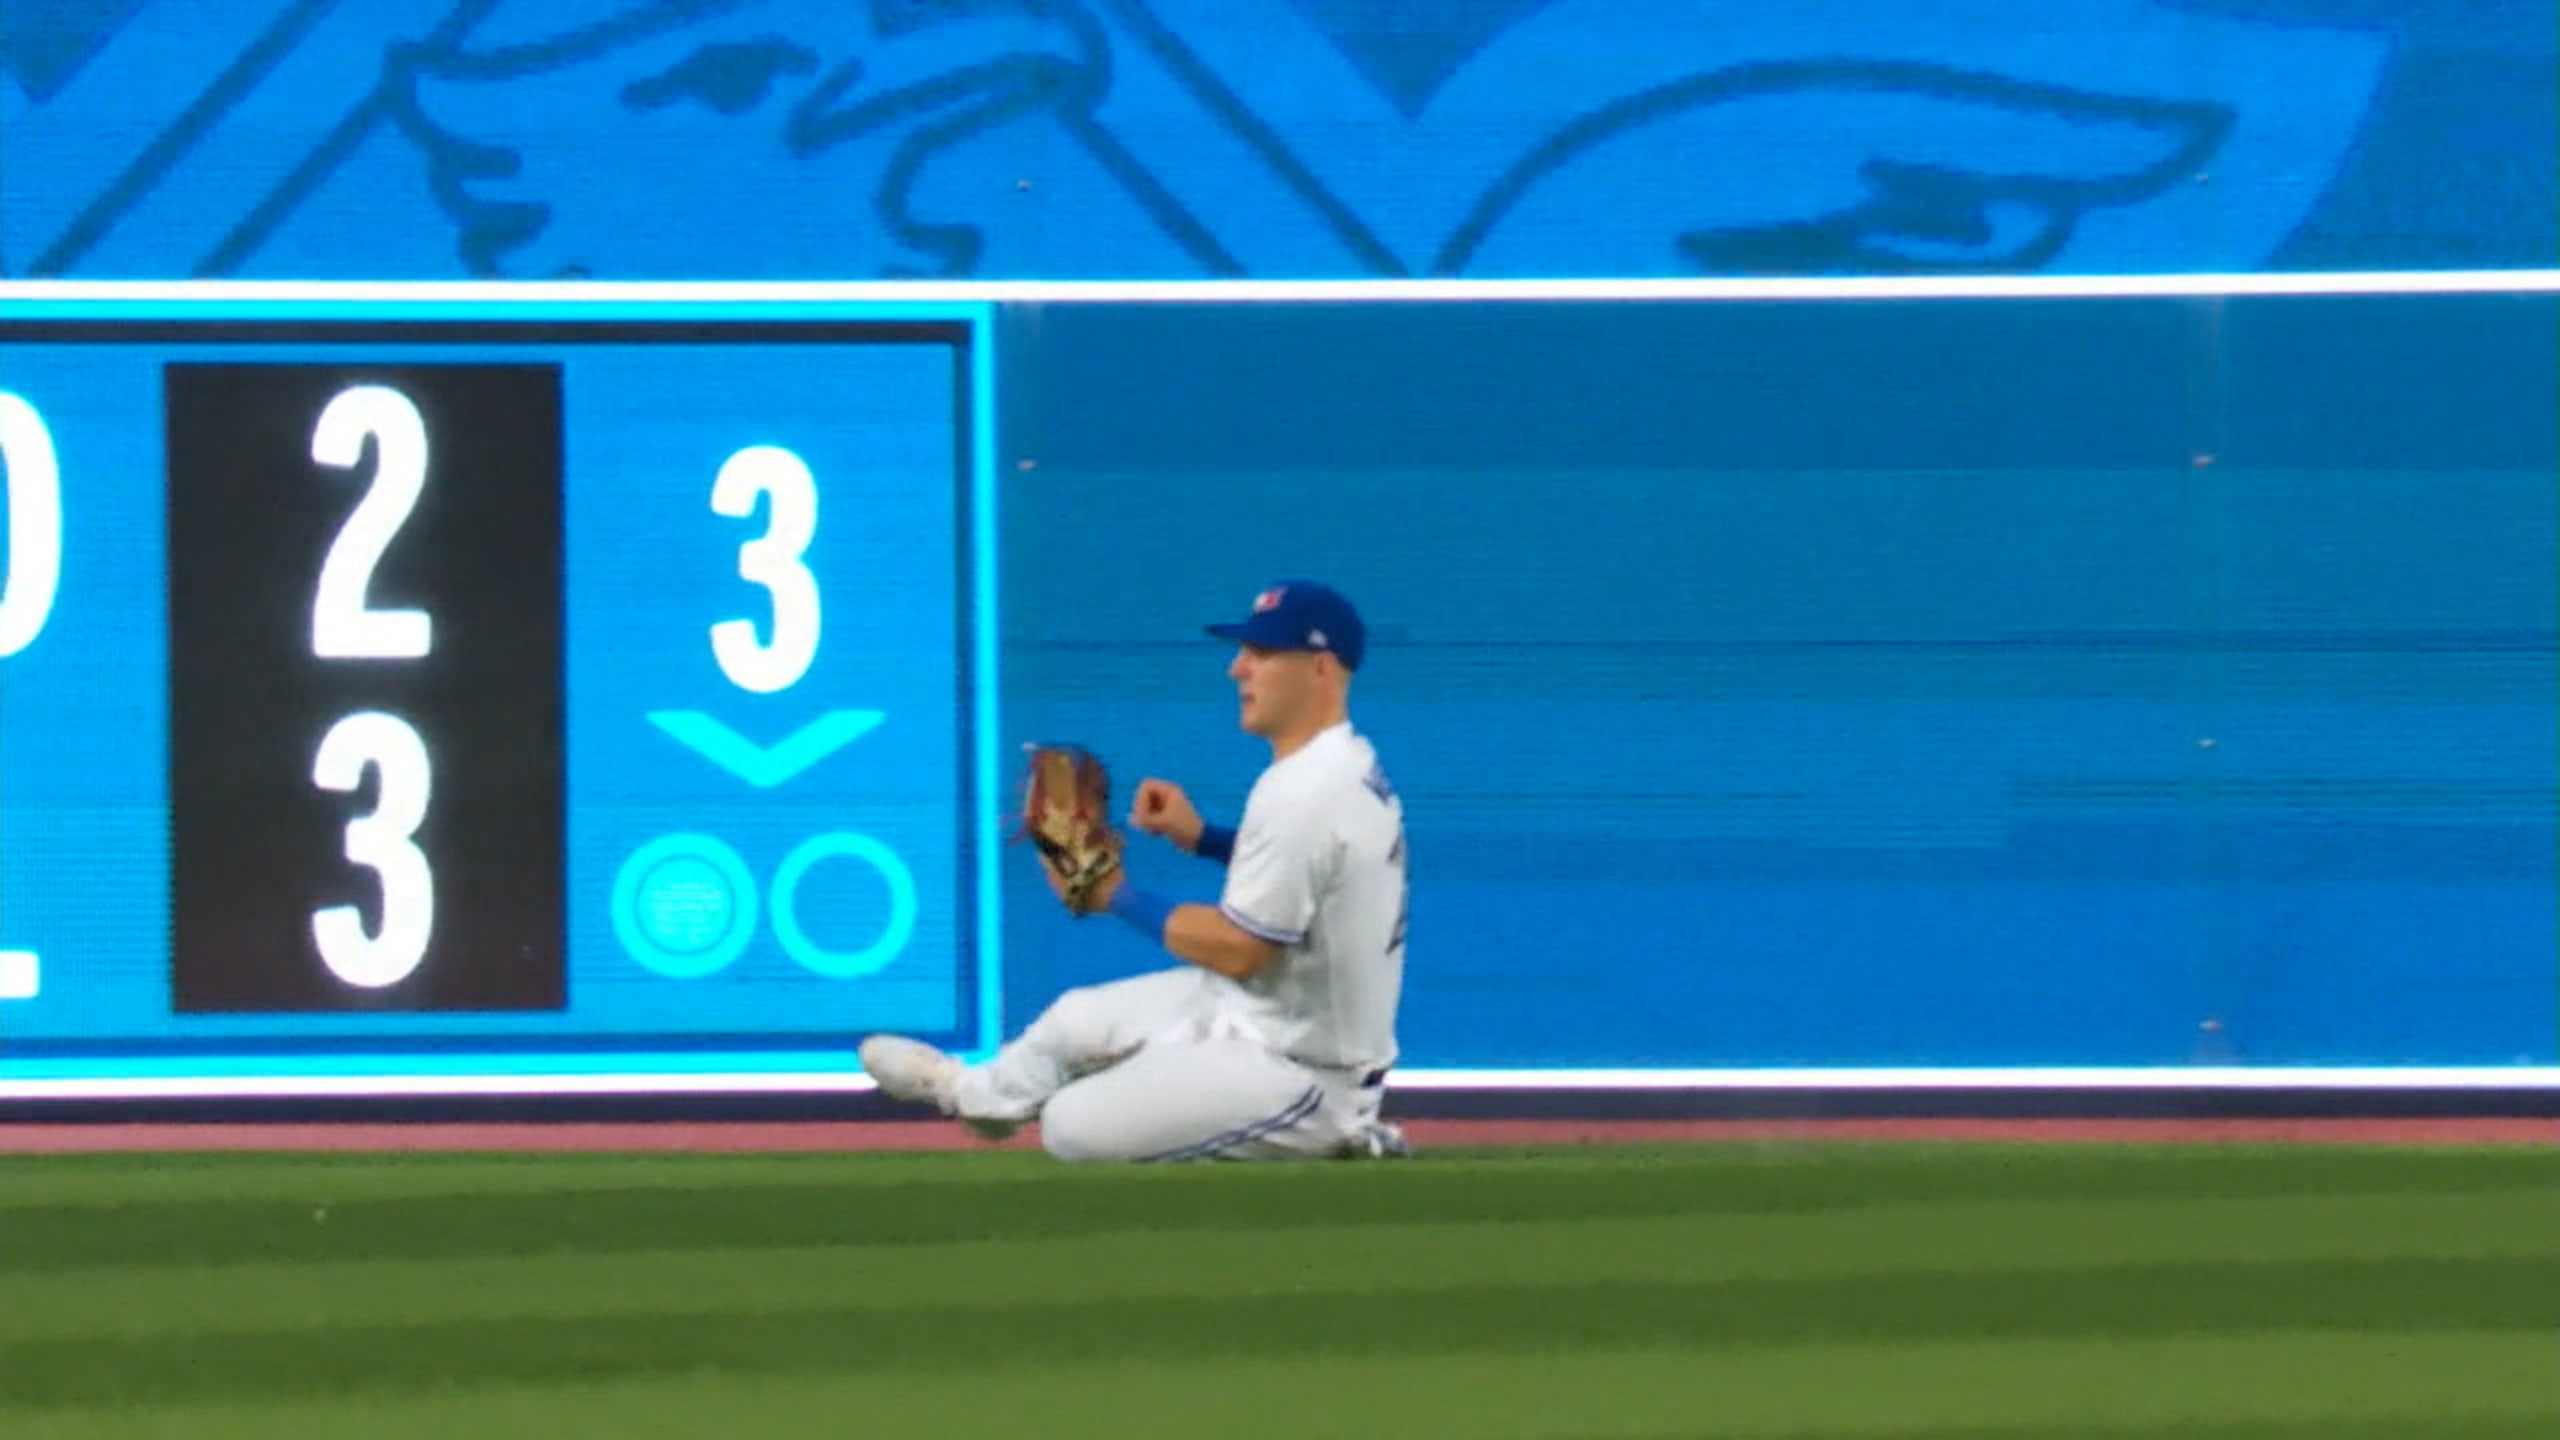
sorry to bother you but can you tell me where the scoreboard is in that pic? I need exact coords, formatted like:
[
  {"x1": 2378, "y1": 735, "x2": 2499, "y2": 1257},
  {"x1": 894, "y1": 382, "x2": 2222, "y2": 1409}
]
[{"x1": 0, "y1": 296, "x2": 998, "y2": 1093}]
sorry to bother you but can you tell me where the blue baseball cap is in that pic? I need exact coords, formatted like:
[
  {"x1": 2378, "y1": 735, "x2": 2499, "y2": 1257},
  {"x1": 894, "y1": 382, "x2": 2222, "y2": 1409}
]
[{"x1": 1204, "y1": 579, "x2": 1366, "y2": 671}]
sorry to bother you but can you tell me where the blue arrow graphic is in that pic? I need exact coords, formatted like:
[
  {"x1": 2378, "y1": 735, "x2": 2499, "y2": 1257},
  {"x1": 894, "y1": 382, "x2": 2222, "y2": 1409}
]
[{"x1": 647, "y1": 709, "x2": 885, "y2": 789}]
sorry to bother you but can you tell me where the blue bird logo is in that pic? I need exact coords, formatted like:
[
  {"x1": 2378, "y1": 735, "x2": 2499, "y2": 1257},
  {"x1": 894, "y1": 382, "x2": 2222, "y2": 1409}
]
[{"x1": 372, "y1": 0, "x2": 2389, "y2": 279}]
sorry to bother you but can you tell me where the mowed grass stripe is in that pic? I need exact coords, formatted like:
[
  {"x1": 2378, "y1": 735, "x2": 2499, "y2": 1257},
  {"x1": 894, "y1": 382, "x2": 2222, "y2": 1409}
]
[
  {"x1": 0, "y1": 1148, "x2": 1102, "y2": 1208},
  {"x1": 4, "y1": 1143, "x2": 2548, "y2": 1211},
  {"x1": 10, "y1": 1188, "x2": 2551, "y2": 1342},
  {"x1": 3, "y1": 1334, "x2": 2549, "y2": 1440},
  {"x1": 4, "y1": 1255, "x2": 2549, "y2": 1409},
  {"x1": 7, "y1": 1146, "x2": 2552, "y2": 1273},
  {"x1": 23, "y1": 1410, "x2": 2560, "y2": 1440},
  {"x1": 0, "y1": 1152, "x2": 924, "y2": 1208}
]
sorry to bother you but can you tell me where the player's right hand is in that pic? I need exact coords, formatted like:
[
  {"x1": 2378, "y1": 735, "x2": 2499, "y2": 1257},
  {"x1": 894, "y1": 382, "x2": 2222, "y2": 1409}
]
[{"x1": 1130, "y1": 778, "x2": 1204, "y2": 851}]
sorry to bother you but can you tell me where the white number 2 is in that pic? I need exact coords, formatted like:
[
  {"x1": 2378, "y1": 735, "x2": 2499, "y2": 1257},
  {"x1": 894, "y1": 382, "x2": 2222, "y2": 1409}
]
[
  {"x1": 310, "y1": 385, "x2": 432, "y2": 660},
  {"x1": 310, "y1": 711, "x2": 435, "y2": 989},
  {"x1": 710, "y1": 445, "x2": 821, "y2": 694},
  {"x1": 0, "y1": 392, "x2": 64, "y2": 660}
]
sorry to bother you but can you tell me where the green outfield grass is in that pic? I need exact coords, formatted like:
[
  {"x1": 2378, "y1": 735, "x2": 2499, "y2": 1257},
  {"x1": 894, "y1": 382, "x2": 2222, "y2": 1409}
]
[{"x1": 2, "y1": 1141, "x2": 2553, "y2": 1438}]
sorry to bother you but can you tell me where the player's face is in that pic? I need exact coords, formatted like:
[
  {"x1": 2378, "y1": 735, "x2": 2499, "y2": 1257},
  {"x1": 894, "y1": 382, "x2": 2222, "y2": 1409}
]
[{"x1": 1228, "y1": 644, "x2": 1312, "y2": 737}]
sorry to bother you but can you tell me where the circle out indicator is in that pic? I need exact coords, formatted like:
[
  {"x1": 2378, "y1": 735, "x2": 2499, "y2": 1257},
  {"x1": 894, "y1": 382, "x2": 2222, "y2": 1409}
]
[
  {"x1": 612, "y1": 833, "x2": 758, "y2": 978},
  {"x1": 770, "y1": 832, "x2": 917, "y2": 978}
]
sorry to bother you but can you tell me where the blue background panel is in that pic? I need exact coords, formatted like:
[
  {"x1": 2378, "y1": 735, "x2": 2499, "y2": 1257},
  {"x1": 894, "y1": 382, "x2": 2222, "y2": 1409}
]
[{"x1": 995, "y1": 292, "x2": 2557, "y2": 1071}]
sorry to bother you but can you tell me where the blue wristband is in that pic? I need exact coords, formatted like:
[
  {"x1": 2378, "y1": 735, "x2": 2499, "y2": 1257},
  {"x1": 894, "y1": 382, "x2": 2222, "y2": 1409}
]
[
  {"x1": 1195, "y1": 822, "x2": 1236, "y2": 864},
  {"x1": 1106, "y1": 885, "x2": 1177, "y2": 944}
]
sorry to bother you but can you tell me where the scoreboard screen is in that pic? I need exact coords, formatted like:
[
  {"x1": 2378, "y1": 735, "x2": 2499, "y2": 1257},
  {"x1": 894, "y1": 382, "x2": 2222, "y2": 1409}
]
[{"x1": 0, "y1": 297, "x2": 998, "y2": 1092}]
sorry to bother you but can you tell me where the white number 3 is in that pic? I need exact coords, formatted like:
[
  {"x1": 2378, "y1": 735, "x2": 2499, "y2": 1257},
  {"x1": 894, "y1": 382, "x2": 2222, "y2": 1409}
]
[
  {"x1": 709, "y1": 445, "x2": 821, "y2": 695},
  {"x1": 311, "y1": 712, "x2": 435, "y2": 989}
]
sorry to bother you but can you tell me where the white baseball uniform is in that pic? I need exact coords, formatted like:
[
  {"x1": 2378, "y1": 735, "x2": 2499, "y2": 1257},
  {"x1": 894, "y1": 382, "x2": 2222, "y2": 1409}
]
[{"x1": 952, "y1": 721, "x2": 1409, "y2": 1160}]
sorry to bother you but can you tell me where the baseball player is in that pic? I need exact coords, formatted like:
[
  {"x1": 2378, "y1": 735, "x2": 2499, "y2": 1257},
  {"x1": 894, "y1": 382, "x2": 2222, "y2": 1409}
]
[{"x1": 860, "y1": 579, "x2": 1411, "y2": 1162}]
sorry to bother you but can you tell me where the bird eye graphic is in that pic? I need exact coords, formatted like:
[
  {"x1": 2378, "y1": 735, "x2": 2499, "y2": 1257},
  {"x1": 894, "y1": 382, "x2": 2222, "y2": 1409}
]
[{"x1": 620, "y1": 38, "x2": 823, "y2": 117}]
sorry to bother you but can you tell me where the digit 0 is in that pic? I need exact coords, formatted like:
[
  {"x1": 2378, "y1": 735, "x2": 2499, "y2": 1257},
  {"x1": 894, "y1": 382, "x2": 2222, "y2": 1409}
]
[{"x1": 0, "y1": 392, "x2": 64, "y2": 660}]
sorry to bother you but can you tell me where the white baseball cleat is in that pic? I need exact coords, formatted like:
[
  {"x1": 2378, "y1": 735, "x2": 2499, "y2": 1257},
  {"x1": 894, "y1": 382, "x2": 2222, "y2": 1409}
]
[
  {"x1": 1351, "y1": 1119, "x2": 1412, "y2": 1159},
  {"x1": 859, "y1": 1034, "x2": 1019, "y2": 1141}
]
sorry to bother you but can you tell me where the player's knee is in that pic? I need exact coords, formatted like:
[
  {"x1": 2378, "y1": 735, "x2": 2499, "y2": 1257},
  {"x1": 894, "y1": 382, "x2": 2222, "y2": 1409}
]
[
  {"x1": 1027, "y1": 983, "x2": 1111, "y2": 1048},
  {"x1": 1039, "y1": 1123, "x2": 1105, "y2": 1164},
  {"x1": 1035, "y1": 1084, "x2": 1124, "y2": 1163}
]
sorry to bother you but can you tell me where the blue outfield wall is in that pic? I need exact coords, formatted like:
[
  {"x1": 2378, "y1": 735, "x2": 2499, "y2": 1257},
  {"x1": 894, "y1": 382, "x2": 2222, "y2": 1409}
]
[
  {"x1": 1, "y1": 0, "x2": 2553, "y2": 1090},
  {"x1": 995, "y1": 292, "x2": 2557, "y2": 1071},
  {"x1": 0, "y1": 286, "x2": 2549, "y2": 1086}
]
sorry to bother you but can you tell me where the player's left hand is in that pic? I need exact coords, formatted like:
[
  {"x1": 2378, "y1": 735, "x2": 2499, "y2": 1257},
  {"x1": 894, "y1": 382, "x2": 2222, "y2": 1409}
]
[{"x1": 1014, "y1": 743, "x2": 1125, "y2": 916}]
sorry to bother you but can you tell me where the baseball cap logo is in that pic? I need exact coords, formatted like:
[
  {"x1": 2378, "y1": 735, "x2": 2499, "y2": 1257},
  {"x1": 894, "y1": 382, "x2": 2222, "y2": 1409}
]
[{"x1": 1206, "y1": 579, "x2": 1363, "y2": 671}]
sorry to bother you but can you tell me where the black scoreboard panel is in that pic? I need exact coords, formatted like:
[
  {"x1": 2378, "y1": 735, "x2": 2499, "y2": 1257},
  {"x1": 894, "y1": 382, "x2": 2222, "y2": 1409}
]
[{"x1": 164, "y1": 365, "x2": 566, "y2": 1011}]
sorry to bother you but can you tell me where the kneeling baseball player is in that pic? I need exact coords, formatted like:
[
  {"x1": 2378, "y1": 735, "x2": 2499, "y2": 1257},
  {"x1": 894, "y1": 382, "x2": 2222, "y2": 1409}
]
[{"x1": 859, "y1": 580, "x2": 1411, "y2": 1162}]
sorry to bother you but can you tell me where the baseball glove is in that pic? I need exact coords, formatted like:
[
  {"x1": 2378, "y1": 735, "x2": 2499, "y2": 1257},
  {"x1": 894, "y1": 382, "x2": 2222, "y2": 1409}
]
[{"x1": 1015, "y1": 743, "x2": 1124, "y2": 915}]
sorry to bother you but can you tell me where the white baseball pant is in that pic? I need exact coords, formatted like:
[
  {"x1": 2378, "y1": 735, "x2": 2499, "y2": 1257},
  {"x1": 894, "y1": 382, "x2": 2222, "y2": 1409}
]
[{"x1": 949, "y1": 969, "x2": 1385, "y2": 1162}]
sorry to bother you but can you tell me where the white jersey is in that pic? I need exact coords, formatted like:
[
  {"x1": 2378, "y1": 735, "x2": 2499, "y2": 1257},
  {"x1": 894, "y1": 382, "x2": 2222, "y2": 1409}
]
[{"x1": 1209, "y1": 722, "x2": 1408, "y2": 1072}]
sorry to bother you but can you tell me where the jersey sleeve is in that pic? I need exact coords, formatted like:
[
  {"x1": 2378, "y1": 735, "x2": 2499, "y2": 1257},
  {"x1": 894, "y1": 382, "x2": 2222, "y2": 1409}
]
[{"x1": 1216, "y1": 792, "x2": 1328, "y2": 946}]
